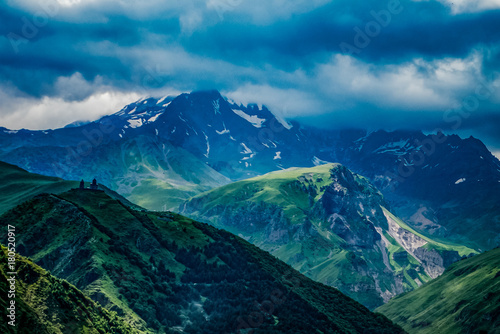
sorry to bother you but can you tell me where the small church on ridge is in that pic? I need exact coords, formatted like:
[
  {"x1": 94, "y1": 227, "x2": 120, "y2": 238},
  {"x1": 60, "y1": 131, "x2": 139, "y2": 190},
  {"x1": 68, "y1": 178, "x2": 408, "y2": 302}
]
[{"x1": 79, "y1": 178, "x2": 100, "y2": 191}]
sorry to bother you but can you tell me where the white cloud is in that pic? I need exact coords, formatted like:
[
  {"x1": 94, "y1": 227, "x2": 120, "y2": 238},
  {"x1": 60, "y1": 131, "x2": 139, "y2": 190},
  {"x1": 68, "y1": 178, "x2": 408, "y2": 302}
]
[
  {"x1": 7, "y1": 0, "x2": 330, "y2": 26},
  {"x1": 493, "y1": 151, "x2": 500, "y2": 160},
  {"x1": 0, "y1": 89, "x2": 141, "y2": 130},
  {"x1": 0, "y1": 47, "x2": 492, "y2": 132},
  {"x1": 54, "y1": 72, "x2": 107, "y2": 101},
  {"x1": 224, "y1": 84, "x2": 324, "y2": 119},
  {"x1": 315, "y1": 53, "x2": 485, "y2": 111},
  {"x1": 0, "y1": 68, "x2": 184, "y2": 130},
  {"x1": 221, "y1": 52, "x2": 493, "y2": 131},
  {"x1": 225, "y1": 0, "x2": 331, "y2": 24},
  {"x1": 179, "y1": 9, "x2": 204, "y2": 34},
  {"x1": 414, "y1": 0, "x2": 500, "y2": 13}
]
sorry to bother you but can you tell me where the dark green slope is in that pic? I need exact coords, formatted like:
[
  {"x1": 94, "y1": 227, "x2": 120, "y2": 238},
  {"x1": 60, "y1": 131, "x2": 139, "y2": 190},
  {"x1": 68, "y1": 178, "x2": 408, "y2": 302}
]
[
  {"x1": 1, "y1": 189, "x2": 403, "y2": 334},
  {"x1": 376, "y1": 247, "x2": 500, "y2": 334},
  {"x1": 0, "y1": 245, "x2": 135, "y2": 334}
]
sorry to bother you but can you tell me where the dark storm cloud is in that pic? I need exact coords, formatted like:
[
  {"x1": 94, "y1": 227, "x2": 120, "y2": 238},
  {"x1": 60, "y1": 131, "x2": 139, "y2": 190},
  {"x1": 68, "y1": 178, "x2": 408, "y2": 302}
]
[
  {"x1": 184, "y1": 1, "x2": 500, "y2": 65},
  {"x1": 1, "y1": 0, "x2": 499, "y2": 95},
  {"x1": 0, "y1": 4, "x2": 489, "y2": 79},
  {"x1": 452, "y1": 105, "x2": 500, "y2": 153},
  {"x1": 0, "y1": 0, "x2": 499, "y2": 150},
  {"x1": 0, "y1": 4, "x2": 180, "y2": 98}
]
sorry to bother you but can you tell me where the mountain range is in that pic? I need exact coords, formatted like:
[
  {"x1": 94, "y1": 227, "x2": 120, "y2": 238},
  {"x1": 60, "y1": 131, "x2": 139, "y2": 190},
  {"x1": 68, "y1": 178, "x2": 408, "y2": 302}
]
[
  {"x1": 0, "y1": 89, "x2": 499, "y2": 332},
  {"x1": 1, "y1": 90, "x2": 499, "y2": 252},
  {"x1": 180, "y1": 163, "x2": 476, "y2": 309}
]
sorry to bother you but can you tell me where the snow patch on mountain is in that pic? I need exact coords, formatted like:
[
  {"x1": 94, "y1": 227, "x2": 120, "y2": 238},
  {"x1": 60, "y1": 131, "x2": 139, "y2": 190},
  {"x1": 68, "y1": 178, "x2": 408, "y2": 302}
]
[
  {"x1": 213, "y1": 99, "x2": 220, "y2": 114},
  {"x1": 232, "y1": 109, "x2": 266, "y2": 128},
  {"x1": 402, "y1": 157, "x2": 413, "y2": 166},
  {"x1": 275, "y1": 115, "x2": 293, "y2": 130},
  {"x1": 225, "y1": 97, "x2": 237, "y2": 105},
  {"x1": 156, "y1": 96, "x2": 172, "y2": 107},
  {"x1": 203, "y1": 132, "x2": 210, "y2": 158},
  {"x1": 115, "y1": 106, "x2": 136, "y2": 116},
  {"x1": 373, "y1": 140, "x2": 412, "y2": 155},
  {"x1": 128, "y1": 119, "x2": 143, "y2": 128},
  {"x1": 148, "y1": 113, "x2": 161, "y2": 123},
  {"x1": 216, "y1": 122, "x2": 229, "y2": 135},
  {"x1": 241, "y1": 143, "x2": 252, "y2": 154},
  {"x1": 242, "y1": 153, "x2": 256, "y2": 161}
]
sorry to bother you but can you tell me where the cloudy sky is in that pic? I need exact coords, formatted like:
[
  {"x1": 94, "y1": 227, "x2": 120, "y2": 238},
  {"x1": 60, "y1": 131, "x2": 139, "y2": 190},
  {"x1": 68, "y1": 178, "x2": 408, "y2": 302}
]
[{"x1": 1, "y1": 0, "x2": 500, "y2": 155}]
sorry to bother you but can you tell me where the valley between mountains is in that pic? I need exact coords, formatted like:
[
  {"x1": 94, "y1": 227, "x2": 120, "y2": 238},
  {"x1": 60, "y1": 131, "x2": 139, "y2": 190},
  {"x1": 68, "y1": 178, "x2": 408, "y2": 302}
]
[
  {"x1": 1, "y1": 180, "x2": 403, "y2": 333},
  {"x1": 1, "y1": 90, "x2": 499, "y2": 333},
  {"x1": 181, "y1": 163, "x2": 476, "y2": 309}
]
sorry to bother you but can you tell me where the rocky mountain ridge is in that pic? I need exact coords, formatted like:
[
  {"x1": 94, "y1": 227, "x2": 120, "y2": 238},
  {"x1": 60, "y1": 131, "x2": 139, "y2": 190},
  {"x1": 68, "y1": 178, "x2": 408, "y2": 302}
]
[
  {"x1": 1, "y1": 90, "x2": 499, "y2": 250},
  {"x1": 181, "y1": 164, "x2": 476, "y2": 309}
]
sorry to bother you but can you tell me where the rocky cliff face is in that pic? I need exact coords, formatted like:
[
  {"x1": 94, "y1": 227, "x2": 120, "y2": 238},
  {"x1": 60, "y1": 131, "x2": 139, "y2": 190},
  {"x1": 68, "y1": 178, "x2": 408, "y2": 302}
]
[
  {"x1": 376, "y1": 247, "x2": 500, "y2": 334},
  {"x1": 382, "y1": 208, "x2": 469, "y2": 279},
  {"x1": 413, "y1": 247, "x2": 462, "y2": 278},
  {"x1": 313, "y1": 165, "x2": 386, "y2": 249}
]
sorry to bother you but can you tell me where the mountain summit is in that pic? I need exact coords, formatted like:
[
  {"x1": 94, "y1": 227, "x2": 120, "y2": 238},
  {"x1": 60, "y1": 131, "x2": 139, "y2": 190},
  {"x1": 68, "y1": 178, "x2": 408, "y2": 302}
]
[{"x1": 0, "y1": 90, "x2": 499, "y2": 250}]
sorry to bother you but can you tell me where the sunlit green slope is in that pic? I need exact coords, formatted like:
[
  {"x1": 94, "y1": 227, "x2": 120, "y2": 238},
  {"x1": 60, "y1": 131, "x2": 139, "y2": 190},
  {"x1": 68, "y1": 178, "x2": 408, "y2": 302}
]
[
  {"x1": 377, "y1": 247, "x2": 500, "y2": 334},
  {"x1": 182, "y1": 163, "x2": 477, "y2": 309}
]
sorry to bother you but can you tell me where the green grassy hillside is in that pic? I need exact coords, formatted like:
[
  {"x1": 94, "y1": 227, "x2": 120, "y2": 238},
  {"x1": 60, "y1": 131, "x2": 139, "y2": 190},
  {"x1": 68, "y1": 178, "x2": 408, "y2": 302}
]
[
  {"x1": 0, "y1": 160, "x2": 143, "y2": 215},
  {"x1": 111, "y1": 139, "x2": 232, "y2": 211},
  {"x1": 0, "y1": 245, "x2": 135, "y2": 334},
  {"x1": 0, "y1": 161, "x2": 78, "y2": 215},
  {"x1": 0, "y1": 189, "x2": 403, "y2": 333},
  {"x1": 181, "y1": 164, "x2": 477, "y2": 309},
  {"x1": 376, "y1": 247, "x2": 500, "y2": 334}
]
